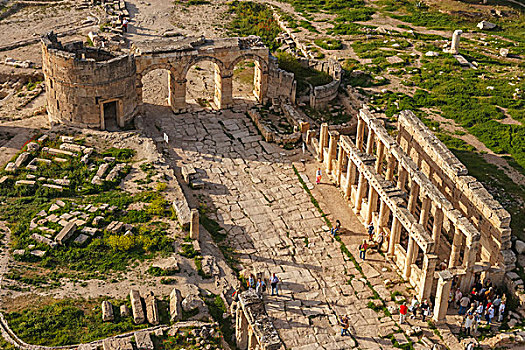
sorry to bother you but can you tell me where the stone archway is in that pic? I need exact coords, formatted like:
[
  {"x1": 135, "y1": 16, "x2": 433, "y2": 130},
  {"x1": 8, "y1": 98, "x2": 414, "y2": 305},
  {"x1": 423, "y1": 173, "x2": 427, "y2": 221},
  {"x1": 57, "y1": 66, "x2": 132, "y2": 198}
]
[
  {"x1": 180, "y1": 56, "x2": 229, "y2": 110},
  {"x1": 135, "y1": 63, "x2": 177, "y2": 111},
  {"x1": 228, "y1": 53, "x2": 268, "y2": 103}
]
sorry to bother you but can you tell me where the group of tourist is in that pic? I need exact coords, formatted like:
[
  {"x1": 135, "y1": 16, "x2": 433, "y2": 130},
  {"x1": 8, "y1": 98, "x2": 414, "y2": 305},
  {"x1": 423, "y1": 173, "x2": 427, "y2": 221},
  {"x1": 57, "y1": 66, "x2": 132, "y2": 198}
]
[
  {"x1": 247, "y1": 273, "x2": 280, "y2": 297},
  {"x1": 399, "y1": 297, "x2": 433, "y2": 324},
  {"x1": 451, "y1": 278, "x2": 507, "y2": 335}
]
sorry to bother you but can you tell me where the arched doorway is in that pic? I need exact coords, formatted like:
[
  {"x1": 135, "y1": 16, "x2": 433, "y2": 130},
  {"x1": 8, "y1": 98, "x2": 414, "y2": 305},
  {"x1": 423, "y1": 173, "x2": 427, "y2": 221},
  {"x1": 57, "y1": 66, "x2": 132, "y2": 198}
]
[
  {"x1": 183, "y1": 57, "x2": 229, "y2": 110},
  {"x1": 232, "y1": 59, "x2": 257, "y2": 104},
  {"x1": 141, "y1": 68, "x2": 171, "y2": 106},
  {"x1": 229, "y1": 54, "x2": 268, "y2": 104}
]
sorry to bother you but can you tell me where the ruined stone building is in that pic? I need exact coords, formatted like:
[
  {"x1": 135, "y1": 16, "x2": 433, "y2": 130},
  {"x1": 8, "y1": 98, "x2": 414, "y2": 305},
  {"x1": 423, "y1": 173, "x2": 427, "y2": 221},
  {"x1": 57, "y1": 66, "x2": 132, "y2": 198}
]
[
  {"x1": 41, "y1": 33, "x2": 295, "y2": 129},
  {"x1": 313, "y1": 106, "x2": 515, "y2": 320}
]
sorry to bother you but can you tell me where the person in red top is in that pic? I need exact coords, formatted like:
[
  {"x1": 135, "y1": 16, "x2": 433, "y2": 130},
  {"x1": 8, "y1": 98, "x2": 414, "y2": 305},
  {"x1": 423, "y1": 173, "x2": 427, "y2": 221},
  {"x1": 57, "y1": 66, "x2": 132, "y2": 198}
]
[{"x1": 399, "y1": 302, "x2": 408, "y2": 324}]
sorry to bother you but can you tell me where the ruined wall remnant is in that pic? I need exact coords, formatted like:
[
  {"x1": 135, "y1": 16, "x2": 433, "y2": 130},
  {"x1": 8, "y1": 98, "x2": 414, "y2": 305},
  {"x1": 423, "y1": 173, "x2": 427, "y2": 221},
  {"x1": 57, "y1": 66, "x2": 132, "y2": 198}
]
[
  {"x1": 307, "y1": 59, "x2": 342, "y2": 109},
  {"x1": 235, "y1": 289, "x2": 283, "y2": 350},
  {"x1": 42, "y1": 33, "x2": 300, "y2": 129},
  {"x1": 41, "y1": 32, "x2": 138, "y2": 129}
]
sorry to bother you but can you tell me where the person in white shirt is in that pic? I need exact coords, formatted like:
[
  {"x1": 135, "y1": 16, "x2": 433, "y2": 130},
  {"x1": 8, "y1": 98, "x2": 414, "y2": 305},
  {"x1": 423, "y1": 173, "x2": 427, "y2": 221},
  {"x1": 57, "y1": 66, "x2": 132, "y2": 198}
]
[
  {"x1": 498, "y1": 300, "x2": 506, "y2": 322},
  {"x1": 464, "y1": 314, "x2": 474, "y2": 336}
]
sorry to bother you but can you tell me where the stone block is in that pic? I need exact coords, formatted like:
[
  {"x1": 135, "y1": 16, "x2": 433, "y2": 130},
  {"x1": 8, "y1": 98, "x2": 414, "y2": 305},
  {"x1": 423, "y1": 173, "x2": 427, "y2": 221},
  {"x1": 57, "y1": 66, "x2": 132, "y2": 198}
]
[
  {"x1": 14, "y1": 152, "x2": 30, "y2": 168},
  {"x1": 120, "y1": 304, "x2": 130, "y2": 317},
  {"x1": 55, "y1": 221, "x2": 77, "y2": 245},
  {"x1": 102, "y1": 300, "x2": 114, "y2": 321},
  {"x1": 170, "y1": 288, "x2": 182, "y2": 321},
  {"x1": 130, "y1": 289, "x2": 145, "y2": 324},
  {"x1": 74, "y1": 233, "x2": 90, "y2": 245},
  {"x1": 144, "y1": 291, "x2": 159, "y2": 325},
  {"x1": 134, "y1": 330, "x2": 154, "y2": 350}
]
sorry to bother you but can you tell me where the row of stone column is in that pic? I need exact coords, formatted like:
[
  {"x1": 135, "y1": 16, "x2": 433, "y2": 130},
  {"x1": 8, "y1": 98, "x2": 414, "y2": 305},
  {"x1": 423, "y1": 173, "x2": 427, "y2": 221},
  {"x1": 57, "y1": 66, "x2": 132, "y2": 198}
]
[
  {"x1": 316, "y1": 118, "x2": 463, "y2": 321},
  {"x1": 143, "y1": 62, "x2": 268, "y2": 112}
]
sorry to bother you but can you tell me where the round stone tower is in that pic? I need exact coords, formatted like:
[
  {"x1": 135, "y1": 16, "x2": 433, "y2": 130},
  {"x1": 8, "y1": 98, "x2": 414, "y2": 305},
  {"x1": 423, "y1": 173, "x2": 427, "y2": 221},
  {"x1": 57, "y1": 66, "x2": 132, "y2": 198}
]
[{"x1": 41, "y1": 32, "x2": 138, "y2": 129}]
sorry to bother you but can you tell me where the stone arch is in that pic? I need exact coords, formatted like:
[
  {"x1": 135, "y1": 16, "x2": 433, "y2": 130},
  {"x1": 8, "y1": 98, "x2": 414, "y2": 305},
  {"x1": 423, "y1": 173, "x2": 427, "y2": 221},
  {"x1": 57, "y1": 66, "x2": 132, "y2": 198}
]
[
  {"x1": 135, "y1": 62, "x2": 178, "y2": 110},
  {"x1": 181, "y1": 55, "x2": 226, "y2": 78},
  {"x1": 181, "y1": 55, "x2": 230, "y2": 109},
  {"x1": 228, "y1": 53, "x2": 268, "y2": 103}
]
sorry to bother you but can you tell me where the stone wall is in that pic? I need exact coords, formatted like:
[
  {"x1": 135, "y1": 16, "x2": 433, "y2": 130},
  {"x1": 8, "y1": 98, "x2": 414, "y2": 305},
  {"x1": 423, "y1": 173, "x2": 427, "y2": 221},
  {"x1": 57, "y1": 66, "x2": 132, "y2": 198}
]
[
  {"x1": 267, "y1": 56, "x2": 296, "y2": 103},
  {"x1": 303, "y1": 59, "x2": 342, "y2": 109},
  {"x1": 41, "y1": 32, "x2": 138, "y2": 129},
  {"x1": 397, "y1": 110, "x2": 514, "y2": 271}
]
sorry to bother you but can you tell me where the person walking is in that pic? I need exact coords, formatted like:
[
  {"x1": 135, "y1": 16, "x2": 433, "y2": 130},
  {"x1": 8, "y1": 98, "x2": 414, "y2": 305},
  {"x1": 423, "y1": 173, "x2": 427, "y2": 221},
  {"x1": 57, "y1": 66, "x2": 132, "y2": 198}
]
[
  {"x1": 340, "y1": 315, "x2": 350, "y2": 336},
  {"x1": 464, "y1": 314, "x2": 474, "y2": 336},
  {"x1": 270, "y1": 273, "x2": 279, "y2": 296},
  {"x1": 359, "y1": 239, "x2": 368, "y2": 260},
  {"x1": 486, "y1": 305, "x2": 495, "y2": 324},
  {"x1": 492, "y1": 295, "x2": 501, "y2": 318},
  {"x1": 454, "y1": 288, "x2": 462, "y2": 309},
  {"x1": 316, "y1": 168, "x2": 322, "y2": 184},
  {"x1": 255, "y1": 278, "x2": 266, "y2": 297},
  {"x1": 367, "y1": 223, "x2": 374, "y2": 241},
  {"x1": 458, "y1": 295, "x2": 470, "y2": 315},
  {"x1": 330, "y1": 220, "x2": 341, "y2": 237},
  {"x1": 420, "y1": 299, "x2": 430, "y2": 322},
  {"x1": 122, "y1": 18, "x2": 129, "y2": 33},
  {"x1": 409, "y1": 296, "x2": 419, "y2": 319},
  {"x1": 498, "y1": 300, "x2": 505, "y2": 322},
  {"x1": 376, "y1": 231, "x2": 384, "y2": 252},
  {"x1": 248, "y1": 274, "x2": 256, "y2": 289},
  {"x1": 399, "y1": 302, "x2": 408, "y2": 324}
]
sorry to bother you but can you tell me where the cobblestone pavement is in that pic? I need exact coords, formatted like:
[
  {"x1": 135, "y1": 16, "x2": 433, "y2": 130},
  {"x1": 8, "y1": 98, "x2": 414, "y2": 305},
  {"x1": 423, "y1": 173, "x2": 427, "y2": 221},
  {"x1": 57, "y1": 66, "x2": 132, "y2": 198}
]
[{"x1": 153, "y1": 108, "x2": 430, "y2": 350}]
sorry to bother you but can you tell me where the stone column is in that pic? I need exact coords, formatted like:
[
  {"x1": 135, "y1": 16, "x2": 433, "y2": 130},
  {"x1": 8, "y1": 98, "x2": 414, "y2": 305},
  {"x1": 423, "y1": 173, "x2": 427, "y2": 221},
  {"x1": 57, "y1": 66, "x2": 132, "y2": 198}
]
[
  {"x1": 419, "y1": 254, "x2": 438, "y2": 301},
  {"x1": 366, "y1": 187, "x2": 378, "y2": 225},
  {"x1": 326, "y1": 131, "x2": 340, "y2": 174},
  {"x1": 385, "y1": 153, "x2": 396, "y2": 181},
  {"x1": 190, "y1": 209, "x2": 199, "y2": 240},
  {"x1": 460, "y1": 235, "x2": 479, "y2": 292},
  {"x1": 344, "y1": 160, "x2": 355, "y2": 199},
  {"x1": 365, "y1": 127, "x2": 375, "y2": 154},
  {"x1": 336, "y1": 148, "x2": 344, "y2": 186},
  {"x1": 247, "y1": 326, "x2": 257, "y2": 350},
  {"x1": 397, "y1": 166, "x2": 408, "y2": 191},
  {"x1": 448, "y1": 226, "x2": 463, "y2": 269},
  {"x1": 355, "y1": 173, "x2": 367, "y2": 212},
  {"x1": 169, "y1": 77, "x2": 187, "y2": 112},
  {"x1": 216, "y1": 69, "x2": 233, "y2": 109},
  {"x1": 433, "y1": 270, "x2": 454, "y2": 323},
  {"x1": 449, "y1": 30, "x2": 463, "y2": 54},
  {"x1": 403, "y1": 236, "x2": 416, "y2": 279},
  {"x1": 318, "y1": 123, "x2": 329, "y2": 161},
  {"x1": 356, "y1": 117, "x2": 365, "y2": 151},
  {"x1": 432, "y1": 207, "x2": 444, "y2": 249},
  {"x1": 375, "y1": 142, "x2": 385, "y2": 174},
  {"x1": 388, "y1": 217, "x2": 401, "y2": 257},
  {"x1": 407, "y1": 181, "x2": 420, "y2": 214},
  {"x1": 378, "y1": 200, "x2": 391, "y2": 234},
  {"x1": 236, "y1": 307, "x2": 248, "y2": 348},
  {"x1": 419, "y1": 196, "x2": 431, "y2": 226},
  {"x1": 253, "y1": 61, "x2": 268, "y2": 102}
]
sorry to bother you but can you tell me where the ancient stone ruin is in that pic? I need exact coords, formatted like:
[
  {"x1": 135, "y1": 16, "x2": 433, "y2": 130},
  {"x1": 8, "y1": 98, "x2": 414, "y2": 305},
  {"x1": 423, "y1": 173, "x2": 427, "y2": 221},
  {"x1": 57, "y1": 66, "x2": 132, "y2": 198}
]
[
  {"x1": 41, "y1": 32, "x2": 298, "y2": 130},
  {"x1": 312, "y1": 106, "x2": 515, "y2": 321}
]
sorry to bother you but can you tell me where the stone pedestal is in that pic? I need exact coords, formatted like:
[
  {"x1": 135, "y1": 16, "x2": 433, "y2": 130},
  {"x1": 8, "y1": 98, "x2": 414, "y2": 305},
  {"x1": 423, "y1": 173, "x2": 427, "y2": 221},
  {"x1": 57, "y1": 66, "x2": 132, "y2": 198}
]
[{"x1": 190, "y1": 209, "x2": 199, "y2": 240}]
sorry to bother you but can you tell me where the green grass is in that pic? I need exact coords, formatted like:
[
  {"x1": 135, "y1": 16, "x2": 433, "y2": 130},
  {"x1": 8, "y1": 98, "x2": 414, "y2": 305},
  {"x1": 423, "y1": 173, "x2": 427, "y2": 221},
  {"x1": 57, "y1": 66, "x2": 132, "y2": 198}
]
[
  {"x1": 5, "y1": 298, "x2": 146, "y2": 346},
  {"x1": 314, "y1": 38, "x2": 343, "y2": 50},
  {"x1": 227, "y1": 1, "x2": 281, "y2": 51}
]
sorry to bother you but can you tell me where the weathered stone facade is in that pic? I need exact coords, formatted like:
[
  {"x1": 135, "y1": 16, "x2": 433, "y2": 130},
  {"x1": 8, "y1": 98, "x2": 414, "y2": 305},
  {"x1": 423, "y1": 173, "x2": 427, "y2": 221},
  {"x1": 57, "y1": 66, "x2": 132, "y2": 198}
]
[
  {"x1": 312, "y1": 106, "x2": 514, "y2": 321},
  {"x1": 41, "y1": 32, "x2": 138, "y2": 129},
  {"x1": 42, "y1": 33, "x2": 282, "y2": 130}
]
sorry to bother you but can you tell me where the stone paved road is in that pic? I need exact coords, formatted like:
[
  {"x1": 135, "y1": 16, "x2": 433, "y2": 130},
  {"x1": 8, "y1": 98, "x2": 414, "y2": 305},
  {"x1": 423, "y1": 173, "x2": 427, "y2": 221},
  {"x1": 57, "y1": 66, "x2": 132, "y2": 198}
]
[{"x1": 153, "y1": 109, "x2": 402, "y2": 349}]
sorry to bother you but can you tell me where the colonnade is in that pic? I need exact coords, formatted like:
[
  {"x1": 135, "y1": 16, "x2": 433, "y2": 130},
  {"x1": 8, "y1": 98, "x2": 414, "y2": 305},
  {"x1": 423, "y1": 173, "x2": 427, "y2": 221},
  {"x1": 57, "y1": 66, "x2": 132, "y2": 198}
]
[{"x1": 312, "y1": 106, "x2": 496, "y2": 322}]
